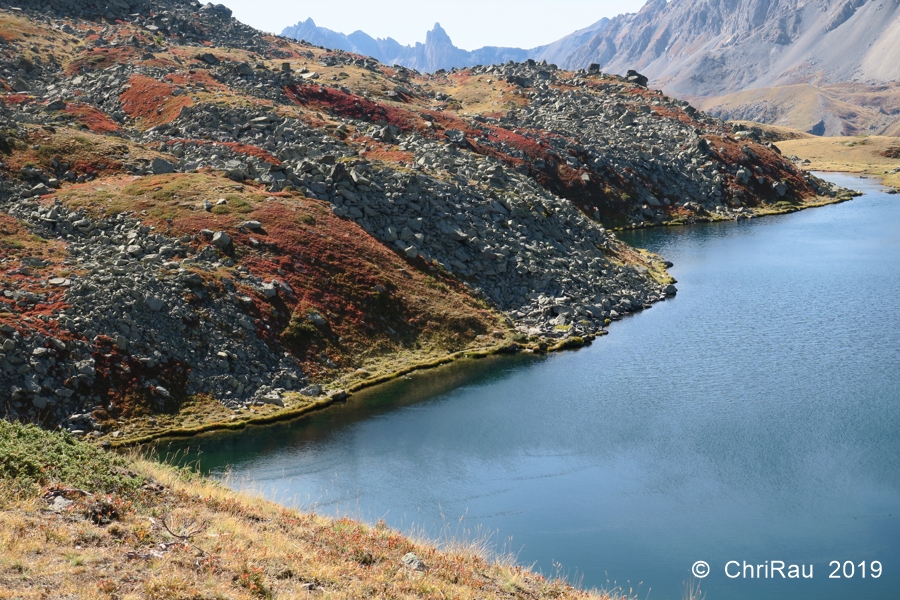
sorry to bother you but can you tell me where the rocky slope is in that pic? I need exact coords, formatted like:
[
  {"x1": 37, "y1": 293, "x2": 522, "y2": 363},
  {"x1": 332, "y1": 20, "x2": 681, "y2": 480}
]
[{"x1": 0, "y1": 0, "x2": 844, "y2": 437}]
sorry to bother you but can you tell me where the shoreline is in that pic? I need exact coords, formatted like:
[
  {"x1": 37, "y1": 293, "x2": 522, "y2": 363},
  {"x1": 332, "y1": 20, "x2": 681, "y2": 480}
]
[
  {"x1": 110, "y1": 333, "x2": 600, "y2": 448},
  {"x1": 109, "y1": 188, "x2": 861, "y2": 449},
  {"x1": 613, "y1": 189, "x2": 859, "y2": 232}
]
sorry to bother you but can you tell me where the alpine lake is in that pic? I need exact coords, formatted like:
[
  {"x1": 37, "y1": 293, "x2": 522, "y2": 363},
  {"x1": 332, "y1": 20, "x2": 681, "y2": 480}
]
[{"x1": 162, "y1": 174, "x2": 900, "y2": 600}]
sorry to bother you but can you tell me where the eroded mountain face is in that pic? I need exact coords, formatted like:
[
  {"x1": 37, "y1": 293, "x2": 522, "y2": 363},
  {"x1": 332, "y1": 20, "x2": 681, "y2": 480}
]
[
  {"x1": 0, "y1": 0, "x2": 842, "y2": 431},
  {"x1": 565, "y1": 0, "x2": 900, "y2": 95},
  {"x1": 557, "y1": 0, "x2": 900, "y2": 135}
]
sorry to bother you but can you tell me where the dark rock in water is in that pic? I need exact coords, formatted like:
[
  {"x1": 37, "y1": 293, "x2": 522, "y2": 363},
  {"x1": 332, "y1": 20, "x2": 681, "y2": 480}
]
[{"x1": 626, "y1": 70, "x2": 648, "y2": 87}]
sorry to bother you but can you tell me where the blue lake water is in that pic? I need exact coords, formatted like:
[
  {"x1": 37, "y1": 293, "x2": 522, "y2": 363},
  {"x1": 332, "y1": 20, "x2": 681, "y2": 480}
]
[{"x1": 166, "y1": 173, "x2": 900, "y2": 599}]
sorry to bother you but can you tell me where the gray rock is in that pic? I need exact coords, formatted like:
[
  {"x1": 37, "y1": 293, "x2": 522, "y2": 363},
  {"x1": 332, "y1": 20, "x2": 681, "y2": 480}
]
[
  {"x1": 307, "y1": 313, "x2": 327, "y2": 327},
  {"x1": 401, "y1": 552, "x2": 426, "y2": 571},
  {"x1": 151, "y1": 158, "x2": 175, "y2": 175},
  {"x1": 145, "y1": 295, "x2": 166, "y2": 312},
  {"x1": 211, "y1": 231, "x2": 232, "y2": 248},
  {"x1": 300, "y1": 384, "x2": 322, "y2": 397}
]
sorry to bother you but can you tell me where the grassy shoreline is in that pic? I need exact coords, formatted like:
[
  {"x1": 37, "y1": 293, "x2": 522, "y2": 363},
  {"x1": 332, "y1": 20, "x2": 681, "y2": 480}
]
[
  {"x1": 107, "y1": 333, "x2": 602, "y2": 448},
  {"x1": 776, "y1": 135, "x2": 900, "y2": 189}
]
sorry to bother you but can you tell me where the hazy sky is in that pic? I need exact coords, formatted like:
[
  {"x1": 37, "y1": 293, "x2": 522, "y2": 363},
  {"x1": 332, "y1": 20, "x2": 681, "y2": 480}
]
[{"x1": 221, "y1": 0, "x2": 648, "y2": 50}]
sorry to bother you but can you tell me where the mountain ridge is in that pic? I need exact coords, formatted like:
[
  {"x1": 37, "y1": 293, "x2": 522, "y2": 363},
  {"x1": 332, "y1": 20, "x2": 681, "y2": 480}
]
[
  {"x1": 282, "y1": 0, "x2": 900, "y2": 135},
  {"x1": 280, "y1": 18, "x2": 610, "y2": 73}
]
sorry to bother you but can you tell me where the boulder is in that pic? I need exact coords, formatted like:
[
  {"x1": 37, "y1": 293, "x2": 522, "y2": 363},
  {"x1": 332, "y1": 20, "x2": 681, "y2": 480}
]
[
  {"x1": 200, "y1": 3, "x2": 232, "y2": 19},
  {"x1": 151, "y1": 158, "x2": 175, "y2": 175},
  {"x1": 626, "y1": 70, "x2": 649, "y2": 86},
  {"x1": 145, "y1": 295, "x2": 166, "y2": 312},
  {"x1": 211, "y1": 231, "x2": 232, "y2": 248},
  {"x1": 401, "y1": 552, "x2": 426, "y2": 571}
]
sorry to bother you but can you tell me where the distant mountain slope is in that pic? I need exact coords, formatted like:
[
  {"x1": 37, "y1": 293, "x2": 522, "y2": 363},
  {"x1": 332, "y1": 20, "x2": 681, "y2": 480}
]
[
  {"x1": 280, "y1": 18, "x2": 610, "y2": 73},
  {"x1": 281, "y1": 2, "x2": 900, "y2": 135},
  {"x1": 561, "y1": 0, "x2": 900, "y2": 98},
  {"x1": 698, "y1": 82, "x2": 900, "y2": 137}
]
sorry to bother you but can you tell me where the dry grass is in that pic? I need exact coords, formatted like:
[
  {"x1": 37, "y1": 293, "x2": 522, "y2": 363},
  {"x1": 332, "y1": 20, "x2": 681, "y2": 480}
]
[
  {"x1": 776, "y1": 134, "x2": 900, "y2": 188},
  {"x1": 0, "y1": 423, "x2": 622, "y2": 600},
  {"x1": 698, "y1": 82, "x2": 900, "y2": 136}
]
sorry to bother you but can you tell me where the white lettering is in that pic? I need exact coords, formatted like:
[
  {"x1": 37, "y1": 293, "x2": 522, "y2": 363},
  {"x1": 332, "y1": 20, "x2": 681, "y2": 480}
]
[{"x1": 725, "y1": 561, "x2": 740, "y2": 578}]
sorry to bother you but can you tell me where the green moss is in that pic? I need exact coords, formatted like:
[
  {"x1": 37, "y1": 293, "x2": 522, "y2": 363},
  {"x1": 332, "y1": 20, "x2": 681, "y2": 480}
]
[
  {"x1": 0, "y1": 420, "x2": 144, "y2": 495},
  {"x1": 552, "y1": 336, "x2": 586, "y2": 351},
  {"x1": 281, "y1": 317, "x2": 322, "y2": 354},
  {"x1": 213, "y1": 197, "x2": 254, "y2": 215}
]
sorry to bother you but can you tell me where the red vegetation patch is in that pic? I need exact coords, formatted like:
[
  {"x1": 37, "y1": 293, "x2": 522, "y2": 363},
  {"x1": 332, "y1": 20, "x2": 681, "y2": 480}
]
[
  {"x1": 0, "y1": 214, "x2": 78, "y2": 339},
  {"x1": 119, "y1": 74, "x2": 193, "y2": 128},
  {"x1": 167, "y1": 139, "x2": 281, "y2": 165},
  {"x1": 63, "y1": 104, "x2": 121, "y2": 133},
  {"x1": 359, "y1": 147, "x2": 414, "y2": 164},
  {"x1": 2, "y1": 93, "x2": 32, "y2": 105},
  {"x1": 881, "y1": 146, "x2": 900, "y2": 159},
  {"x1": 226, "y1": 199, "x2": 493, "y2": 377},
  {"x1": 218, "y1": 142, "x2": 281, "y2": 164},
  {"x1": 66, "y1": 46, "x2": 141, "y2": 75},
  {"x1": 164, "y1": 71, "x2": 230, "y2": 93},
  {"x1": 284, "y1": 84, "x2": 423, "y2": 132},
  {"x1": 705, "y1": 135, "x2": 816, "y2": 203},
  {"x1": 89, "y1": 336, "x2": 190, "y2": 417}
]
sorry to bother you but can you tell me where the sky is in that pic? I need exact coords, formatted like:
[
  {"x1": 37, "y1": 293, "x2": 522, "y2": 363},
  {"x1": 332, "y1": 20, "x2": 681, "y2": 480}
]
[{"x1": 220, "y1": 0, "x2": 649, "y2": 50}]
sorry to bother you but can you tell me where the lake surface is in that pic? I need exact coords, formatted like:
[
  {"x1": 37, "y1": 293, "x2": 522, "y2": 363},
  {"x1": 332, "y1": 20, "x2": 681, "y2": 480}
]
[{"x1": 166, "y1": 174, "x2": 900, "y2": 599}]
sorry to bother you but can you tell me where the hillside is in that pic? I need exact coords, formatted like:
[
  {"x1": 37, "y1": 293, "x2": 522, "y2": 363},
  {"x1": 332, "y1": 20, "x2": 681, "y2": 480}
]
[
  {"x1": 548, "y1": 0, "x2": 900, "y2": 135},
  {"x1": 0, "y1": 0, "x2": 848, "y2": 442},
  {"x1": 0, "y1": 419, "x2": 611, "y2": 599},
  {"x1": 699, "y1": 82, "x2": 900, "y2": 137}
]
